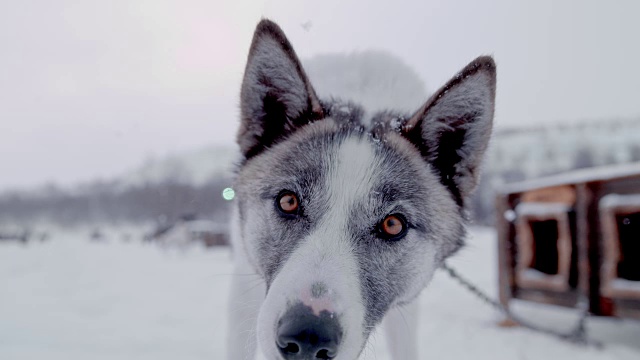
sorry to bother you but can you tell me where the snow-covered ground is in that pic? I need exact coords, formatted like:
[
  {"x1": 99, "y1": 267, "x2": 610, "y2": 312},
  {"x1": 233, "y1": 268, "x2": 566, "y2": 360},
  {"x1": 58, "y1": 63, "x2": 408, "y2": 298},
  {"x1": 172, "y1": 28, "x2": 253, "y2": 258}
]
[{"x1": 1, "y1": 227, "x2": 639, "y2": 359}]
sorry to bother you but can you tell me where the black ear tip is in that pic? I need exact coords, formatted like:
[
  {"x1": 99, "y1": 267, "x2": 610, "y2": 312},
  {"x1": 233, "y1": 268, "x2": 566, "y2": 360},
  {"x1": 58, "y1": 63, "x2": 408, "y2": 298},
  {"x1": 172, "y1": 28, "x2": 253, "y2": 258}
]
[
  {"x1": 255, "y1": 18, "x2": 286, "y2": 39},
  {"x1": 256, "y1": 18, "x2": 278, "y2": 31},
  {"x1": 456, "y1": 55, "x2": 496, "y2": 91},
  {"x1": 476, "y1": 55, "x2": 496, "y2": 69},
  {"x1": 469, "y1": 56, "x2": 496, "y2": 76}
]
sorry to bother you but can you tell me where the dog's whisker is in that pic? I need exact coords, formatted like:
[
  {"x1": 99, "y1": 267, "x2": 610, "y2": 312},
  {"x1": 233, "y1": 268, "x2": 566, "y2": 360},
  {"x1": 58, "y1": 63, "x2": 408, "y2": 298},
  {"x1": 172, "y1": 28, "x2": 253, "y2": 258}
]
[{"x1": 234, "y1": 280, "x2": 265, "y2": 299}]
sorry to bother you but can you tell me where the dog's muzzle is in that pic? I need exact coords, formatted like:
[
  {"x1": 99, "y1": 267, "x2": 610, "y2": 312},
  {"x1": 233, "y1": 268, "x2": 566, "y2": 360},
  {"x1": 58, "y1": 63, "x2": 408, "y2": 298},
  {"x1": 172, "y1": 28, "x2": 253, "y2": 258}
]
[{"x1": 276, "y1": 302, "x2": 343, "y2": 359}]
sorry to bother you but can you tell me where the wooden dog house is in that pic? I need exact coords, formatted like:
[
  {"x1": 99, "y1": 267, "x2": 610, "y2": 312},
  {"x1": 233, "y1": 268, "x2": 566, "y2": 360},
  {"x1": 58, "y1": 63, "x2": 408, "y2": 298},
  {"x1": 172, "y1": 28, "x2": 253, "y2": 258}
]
[
  {"x1": 496, "y1": 162, "x2": 640, "y2": 318},
  {"x1": 599, "y1": 194, "x2": 640, "y2": 317}
]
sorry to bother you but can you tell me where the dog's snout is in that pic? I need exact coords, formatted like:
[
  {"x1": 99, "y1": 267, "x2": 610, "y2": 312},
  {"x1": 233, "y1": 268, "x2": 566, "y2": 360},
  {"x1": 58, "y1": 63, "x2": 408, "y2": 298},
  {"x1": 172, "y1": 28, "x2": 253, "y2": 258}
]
[{"x1": 276, "y1": 302, "x2": 342, "y2": 359}]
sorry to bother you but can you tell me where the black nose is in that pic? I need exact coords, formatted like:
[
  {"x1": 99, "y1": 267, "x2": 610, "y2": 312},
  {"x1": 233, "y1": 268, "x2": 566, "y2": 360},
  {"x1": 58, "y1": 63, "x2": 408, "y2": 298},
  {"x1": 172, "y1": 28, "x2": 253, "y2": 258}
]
[{"x1": 276, "y1": 302, "x2": 342, "y2": 359}]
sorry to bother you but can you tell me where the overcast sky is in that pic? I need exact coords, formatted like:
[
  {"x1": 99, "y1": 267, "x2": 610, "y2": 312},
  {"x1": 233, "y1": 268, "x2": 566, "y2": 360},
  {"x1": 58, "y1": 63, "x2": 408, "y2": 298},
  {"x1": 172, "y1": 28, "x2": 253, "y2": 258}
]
[{"x1": 1, "y1": 0, "x2": 639, "y2": 190}]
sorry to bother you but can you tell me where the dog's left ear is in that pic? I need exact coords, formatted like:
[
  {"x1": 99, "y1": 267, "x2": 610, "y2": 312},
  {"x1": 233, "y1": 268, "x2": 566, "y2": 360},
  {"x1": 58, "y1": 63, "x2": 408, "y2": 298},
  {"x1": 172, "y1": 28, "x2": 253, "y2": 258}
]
[
  {"x1": 238, "y1": 19, "x2": 324, "y2": 159},
  {"x1": 402, "y1": 56, "x2": 496, "y2": 206}
]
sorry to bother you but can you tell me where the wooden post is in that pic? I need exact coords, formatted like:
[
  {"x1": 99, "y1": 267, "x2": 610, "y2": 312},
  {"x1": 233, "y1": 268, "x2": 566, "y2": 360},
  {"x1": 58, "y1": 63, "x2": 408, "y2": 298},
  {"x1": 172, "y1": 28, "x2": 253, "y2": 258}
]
[
  {"x1": 496, "y1": 194, "x2": 514, "y2": 312},
  {"x1": 575, "y1": 183, "x2": 592, "y2": 313},
  {"x1": 576, "y1": 182, "x2": 606, "y2": 315},
  {"x1": 586, "y1": 182, "x2": 606, "y2": 315}
]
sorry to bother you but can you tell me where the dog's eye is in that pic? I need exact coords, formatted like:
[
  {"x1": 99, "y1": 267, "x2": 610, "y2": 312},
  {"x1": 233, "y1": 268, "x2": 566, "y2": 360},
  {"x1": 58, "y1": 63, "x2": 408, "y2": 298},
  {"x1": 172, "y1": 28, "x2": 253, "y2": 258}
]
[
  {"x1": 379, "y1": 214, "x2": 407, "y2": 240},
  {"x1": 276, "y1": 191, "x2": 300, "y2": 215}
]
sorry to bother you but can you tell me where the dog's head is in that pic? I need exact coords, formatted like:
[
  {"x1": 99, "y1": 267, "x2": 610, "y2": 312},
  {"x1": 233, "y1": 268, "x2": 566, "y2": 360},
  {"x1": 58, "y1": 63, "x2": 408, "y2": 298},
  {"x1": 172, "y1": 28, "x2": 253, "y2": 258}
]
[{"x1": 233, "y1": 20, "x2": 495, "y2": 360}]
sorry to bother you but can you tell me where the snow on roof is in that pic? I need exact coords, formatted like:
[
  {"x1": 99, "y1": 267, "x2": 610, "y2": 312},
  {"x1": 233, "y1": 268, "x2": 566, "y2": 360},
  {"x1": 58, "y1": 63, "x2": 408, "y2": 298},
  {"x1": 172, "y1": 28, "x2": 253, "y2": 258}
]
[
  {"x1": 515, "y1": 202, "x2": 572, "y2": 217},
  {"x1": 610, "y1": 278, "x2": 640, "y2": 294},
  {"x1": 600, "y1": 194, "x2": 640, "y2": 209},
  {"x1": 501, "y1": 162, "x2": 640, "y2": 194}
]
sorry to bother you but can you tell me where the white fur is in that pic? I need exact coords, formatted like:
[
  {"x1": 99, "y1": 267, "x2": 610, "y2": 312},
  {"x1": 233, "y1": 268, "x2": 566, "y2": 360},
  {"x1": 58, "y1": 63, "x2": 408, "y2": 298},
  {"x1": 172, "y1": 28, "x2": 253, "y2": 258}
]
[
  {"x1": 383, "y1": 300, "x2": 420, "y2": 359},
  {"x1": 229, "y1": 137, "x2": 440, "y2": 360},
  {"x1": 255, "y1": 138, "x2": 378, "y2": 359}
]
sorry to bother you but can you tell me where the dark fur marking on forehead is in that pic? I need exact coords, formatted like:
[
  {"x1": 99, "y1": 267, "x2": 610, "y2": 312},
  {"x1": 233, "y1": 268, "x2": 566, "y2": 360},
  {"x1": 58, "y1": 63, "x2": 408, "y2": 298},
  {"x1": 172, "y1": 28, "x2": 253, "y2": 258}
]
[
  {"x1": 238, "y1": 99, "x2": 364, "y2": 168},
  {"x1": 322, "y1": 99, "x2": 365, "y2": 127}
]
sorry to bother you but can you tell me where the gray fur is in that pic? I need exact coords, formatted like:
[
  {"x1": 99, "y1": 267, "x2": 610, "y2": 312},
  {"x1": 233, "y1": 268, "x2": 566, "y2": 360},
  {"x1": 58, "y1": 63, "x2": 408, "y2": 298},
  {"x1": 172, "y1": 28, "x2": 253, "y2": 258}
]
[
  {"x1": 234, "y1": 123, "x2": 463, "y2": 339},
  {"x1": 403, "y1": 57, "x2": 496, "y2": 206},
  {"x1": 238, "y1": 20, "x2": 323, "y2": 159},
  {"x1": 231, "y1": 19, "x2": 496, "y2": 359}
]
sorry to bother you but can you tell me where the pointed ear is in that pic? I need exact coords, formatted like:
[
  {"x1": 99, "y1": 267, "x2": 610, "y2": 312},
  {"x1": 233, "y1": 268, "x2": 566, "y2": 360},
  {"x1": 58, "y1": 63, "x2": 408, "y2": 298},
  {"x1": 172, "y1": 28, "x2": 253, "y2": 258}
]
[
  {"x1": 238, "y1": 19, "x2": 324, "y2": 159},
  {"x1": 402, "y1": 56, "x2": 496, "y2": 206}
]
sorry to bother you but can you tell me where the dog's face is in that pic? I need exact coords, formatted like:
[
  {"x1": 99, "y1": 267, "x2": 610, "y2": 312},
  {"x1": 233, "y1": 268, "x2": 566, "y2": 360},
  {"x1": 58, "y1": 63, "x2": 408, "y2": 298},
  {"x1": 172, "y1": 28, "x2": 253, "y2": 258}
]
[{"x1": 234, "y1": 20, "x2": 495, "y2": 360}]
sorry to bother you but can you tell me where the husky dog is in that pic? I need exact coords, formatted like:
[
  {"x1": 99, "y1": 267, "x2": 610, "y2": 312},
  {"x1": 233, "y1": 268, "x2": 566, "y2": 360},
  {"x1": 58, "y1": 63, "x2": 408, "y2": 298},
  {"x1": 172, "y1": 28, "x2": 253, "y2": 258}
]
[{"x1": 227, "y1": 19, "x2": 496, "y2": 360}]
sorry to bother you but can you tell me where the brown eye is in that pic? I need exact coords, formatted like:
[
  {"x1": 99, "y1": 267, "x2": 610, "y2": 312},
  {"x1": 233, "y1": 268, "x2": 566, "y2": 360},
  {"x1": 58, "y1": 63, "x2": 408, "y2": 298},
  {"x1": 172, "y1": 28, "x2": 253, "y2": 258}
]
[
  {"x1": 277, "y1": 191, "x2": 299, "y2": 215},
  {"x1": 379, "y1": 214, "x2": 407, "y2": 240}
]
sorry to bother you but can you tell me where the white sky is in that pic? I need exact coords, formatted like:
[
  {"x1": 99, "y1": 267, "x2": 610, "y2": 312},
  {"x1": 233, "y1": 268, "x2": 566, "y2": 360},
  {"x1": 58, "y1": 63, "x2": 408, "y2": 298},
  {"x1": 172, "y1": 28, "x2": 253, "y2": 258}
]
[{"x1": 1, "y1": 0, "x2": 639, "y2": 190}]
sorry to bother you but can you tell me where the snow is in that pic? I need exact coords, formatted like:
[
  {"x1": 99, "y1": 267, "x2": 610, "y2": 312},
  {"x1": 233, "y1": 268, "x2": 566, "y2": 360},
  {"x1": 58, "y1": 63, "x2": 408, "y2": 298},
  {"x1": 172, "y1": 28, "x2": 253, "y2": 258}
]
[
  {"x1": 610, "y1": 278, "x2": 640, "y2": 295},
  {"x1": 116, "y1": 145, "x2": 239, "y2": 188},
  {"x1": 1, "y1": 227, "x2": 639, "y2": 359},
  {"x1": 502, "y1": 162, "x2": 640, "y2": 195},
  {"x1": 600, "y1": 194, "x2": 640, "y2": 209},
  {"x1": 186, "y1": 220, "x2": 227, "y2": 233},
  {"x1": 515, "y1": 202, "x2": 572, "y2": 217}
]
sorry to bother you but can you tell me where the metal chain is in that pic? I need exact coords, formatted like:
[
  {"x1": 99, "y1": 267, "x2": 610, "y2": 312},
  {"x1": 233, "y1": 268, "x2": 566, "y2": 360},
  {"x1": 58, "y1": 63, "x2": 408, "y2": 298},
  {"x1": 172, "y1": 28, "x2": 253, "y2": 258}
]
[{"x1": 441, "y1": 263, "x2": 602, "y2": 348}]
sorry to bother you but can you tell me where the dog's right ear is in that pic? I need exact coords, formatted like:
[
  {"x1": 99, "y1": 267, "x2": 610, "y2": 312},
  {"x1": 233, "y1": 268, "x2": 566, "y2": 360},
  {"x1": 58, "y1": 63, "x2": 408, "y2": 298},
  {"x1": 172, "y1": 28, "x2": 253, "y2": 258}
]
[{"x1": 238, "y1": 19, "x2": 324, "y2": 159}]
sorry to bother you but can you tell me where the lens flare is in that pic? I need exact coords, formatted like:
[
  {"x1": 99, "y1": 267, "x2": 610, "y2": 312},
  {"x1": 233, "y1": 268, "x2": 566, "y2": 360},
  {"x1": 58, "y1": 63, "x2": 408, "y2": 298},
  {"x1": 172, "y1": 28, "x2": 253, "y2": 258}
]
[{"x1": 222, "y1": 187, "x2": 235, "y2": 201}]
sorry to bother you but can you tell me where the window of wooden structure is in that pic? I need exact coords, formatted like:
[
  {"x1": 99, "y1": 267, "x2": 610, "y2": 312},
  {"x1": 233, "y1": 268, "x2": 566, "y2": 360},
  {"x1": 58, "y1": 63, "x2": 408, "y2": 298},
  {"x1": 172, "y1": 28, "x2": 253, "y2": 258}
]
[
  {"x1": 599, "y1": 194, "x2": 640, "y2": 301},
  {"x1": 616, "y1": 212, "x2": 640, "y2": 281},
  {"x1": 515, "y1": 202, "x2": 573, "y2": 292},
  {"x1": 529, "y1": 219, "x2": 559, "y2": 275}
]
